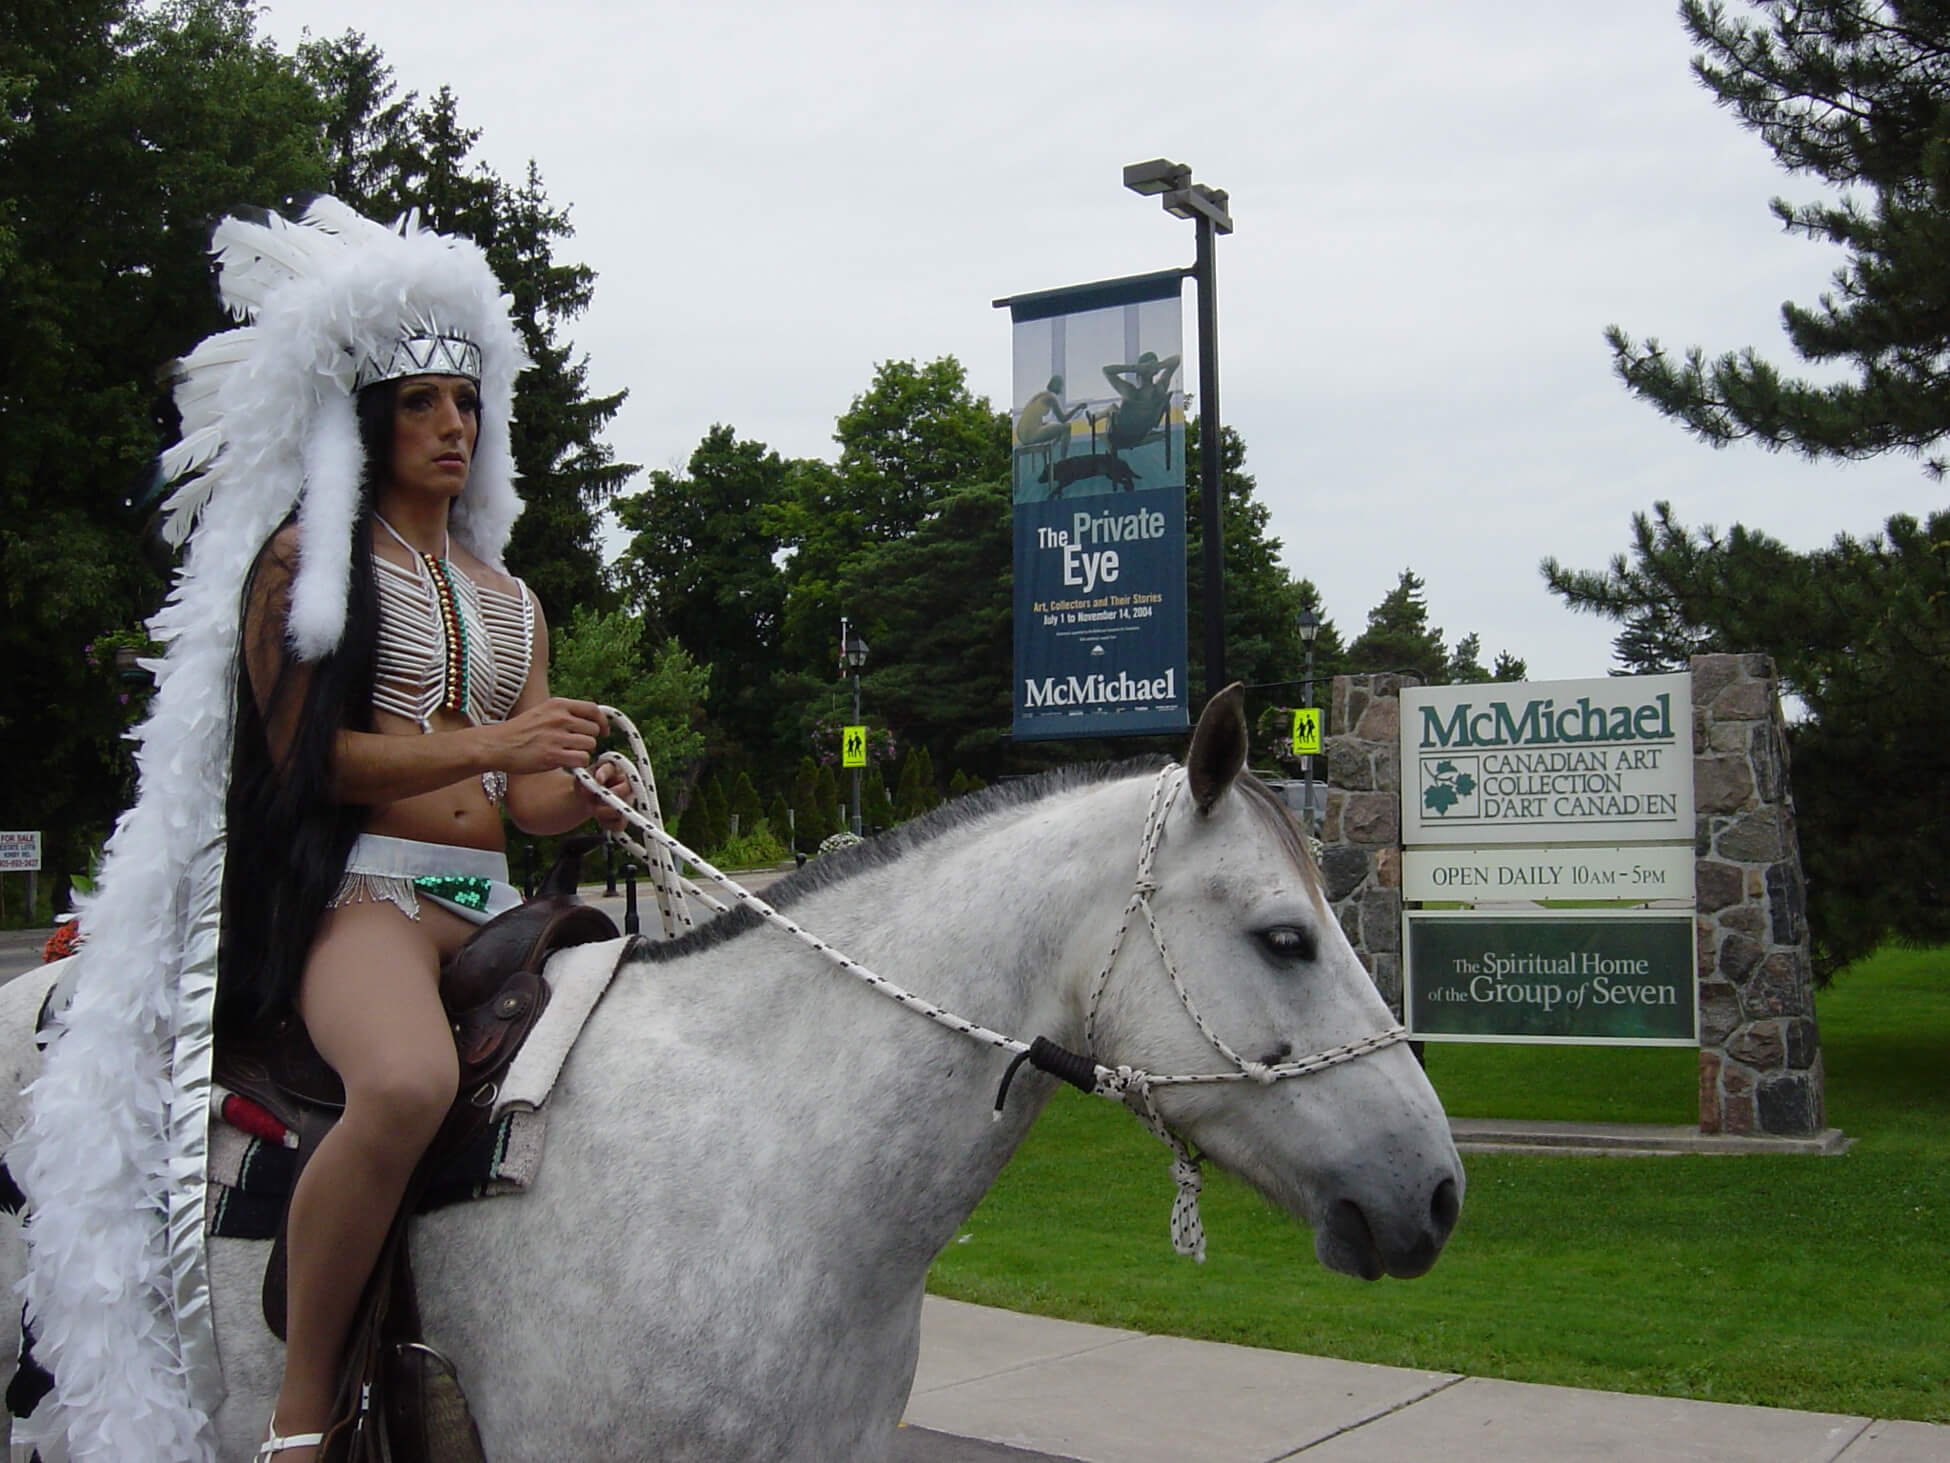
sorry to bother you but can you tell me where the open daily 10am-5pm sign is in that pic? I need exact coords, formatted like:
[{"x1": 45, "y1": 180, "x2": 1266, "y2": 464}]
[{"x1": 1405, "y1": 909, "x2": 1698, "y2": 1045}]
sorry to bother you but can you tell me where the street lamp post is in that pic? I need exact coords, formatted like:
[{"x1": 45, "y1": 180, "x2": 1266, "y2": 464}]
[
  {"x1": 840, "y1": 624, "x2": 870, "y2": 837},
  {"x1": 1124, "y1": 158, "x2": 1233, "y2": 698},
  {"x1": 1296, "y1": 608, "x2": 1321, "y2": 830}
]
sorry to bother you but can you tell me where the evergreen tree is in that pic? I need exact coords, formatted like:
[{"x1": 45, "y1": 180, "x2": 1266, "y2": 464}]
[
  {"x1": 1607, "y1": 1, "x2": 1950, "y2": 473},
  {"x1": 813, "y1": 765, "x2": 843, "y2": 837},
  {"x1": 791, "y1": 758, "x2": 824, "y2": 851},
  {"x1": 862, "y1": 766, "x2": 895, "y2": 832},
  {"x1": 766, "y1": 794, "x2": 795, "y2": 846},
  {"x1": 730, "y1": 771, "x2": 765, "y2": 835},
  {"x1": 1184, "y1": 420, "x2": 1322, "y2": 705},
  {"x1": 1, "y1": 0, "x2": 329, "y2": 893},
  {"x1": 699, "y1": 775, "x2": 730, "y2": 852},
  {"x1": 297, "y1": 47, "x2": 633, "y2": 624},
  {"x1": 1346, "y1": 570, "x2": 1449, "y2": 682},
  {"x1": 893, "y1": 748, "x2": 927, "y2": 821},
  {"x1": 1560, "y1": 1, "x2": 1950, "y2": 976},
  {"x1": 1545, "y1": 501, "x2": 1948, "y2": 976}
]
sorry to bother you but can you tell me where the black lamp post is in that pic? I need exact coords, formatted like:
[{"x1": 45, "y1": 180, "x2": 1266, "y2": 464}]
[
  {"x1": 1124, "y1": 158, "x2": 1232, "y2": 698},
  {"x1": 1296, "y1": 608, "x2": 1322, "y2": 830},
  {"x1": 840, "y1": 625, "x2": 869, "y2": 837}
]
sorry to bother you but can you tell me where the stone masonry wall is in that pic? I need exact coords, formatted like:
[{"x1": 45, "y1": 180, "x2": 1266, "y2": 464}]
[
  {"x1": 1691, "y1": 653, "x2": 1825, "y2": 1137},
  {"x1": 1317, "y1": 673, "x2": 1415, "y2": 1014}
]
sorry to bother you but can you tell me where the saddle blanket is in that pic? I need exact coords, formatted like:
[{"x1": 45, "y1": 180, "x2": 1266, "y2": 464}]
[{"x1": 205, "y1": 936, "x2": 628, "y2": 1241}]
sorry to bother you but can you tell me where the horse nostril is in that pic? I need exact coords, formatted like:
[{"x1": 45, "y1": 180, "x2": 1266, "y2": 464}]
[{"x1": 1430, "y1": 1176, "x2": 1460, "y2": 1237}]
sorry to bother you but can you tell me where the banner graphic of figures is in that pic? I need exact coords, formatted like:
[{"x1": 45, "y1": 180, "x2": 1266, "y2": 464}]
[{"x1": 1009, "y1": 269, "x2": 1189, "y2": 740}]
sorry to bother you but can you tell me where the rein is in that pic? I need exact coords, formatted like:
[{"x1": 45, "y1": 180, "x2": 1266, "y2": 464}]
[{"x1": 574, "y1": 710, "x2": 1405, "y2": 1261}]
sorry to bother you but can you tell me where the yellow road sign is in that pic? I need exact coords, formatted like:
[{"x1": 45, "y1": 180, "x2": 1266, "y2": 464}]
[
  {"x1": 1290, "y1": 708, "x2": 1321, "y2": 757},
  {"x1": 842, "y1": 725, "x2": 867, "y2": 768}
]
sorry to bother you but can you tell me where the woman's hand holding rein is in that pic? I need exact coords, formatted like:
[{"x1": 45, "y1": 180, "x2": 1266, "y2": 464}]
[
  {"x1": 329, "y1": 697, "x2": 611, "y2": 809},
  {"x1": 485, "y1": 697, "x2": 609, "y2": 775}
]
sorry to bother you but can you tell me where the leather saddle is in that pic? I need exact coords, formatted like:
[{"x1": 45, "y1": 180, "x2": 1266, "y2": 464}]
[{"x1": 213, "y1": 887, "x2": 619, "y2": 1339}]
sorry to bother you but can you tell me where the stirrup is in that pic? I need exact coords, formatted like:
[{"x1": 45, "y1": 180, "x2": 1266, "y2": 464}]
[{"x1": 256, "y1": 1422, "x2": 326, "y2": 1460}]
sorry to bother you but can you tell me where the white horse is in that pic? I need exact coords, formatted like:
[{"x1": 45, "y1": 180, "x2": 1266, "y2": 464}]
[{"x1": 0, "y1": 691, "x2": 1462, "y2": 1461}]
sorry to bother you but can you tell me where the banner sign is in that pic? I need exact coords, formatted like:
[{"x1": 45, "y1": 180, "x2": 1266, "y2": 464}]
[
  {"x1": 1008, "y1": 270, "x2": 1189, "y2": 740},
  {"x1": 1400, "y1": 673, "x2": 1692, "y2": 846},
  {"x1": 1402, "y1": 844, "x2": 1695, "y2": 903},
  {"x1": 0, "y1": 831, "x2": 41, "y2": 873},
  {"x1": 1405, "y1": 909, "x2": 1698, "y2": 1044}
]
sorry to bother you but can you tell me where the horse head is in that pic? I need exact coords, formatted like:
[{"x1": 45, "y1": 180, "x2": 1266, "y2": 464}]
[{"x1": 1085, "y1": 685, "x2": 1463, "y2": 1280}]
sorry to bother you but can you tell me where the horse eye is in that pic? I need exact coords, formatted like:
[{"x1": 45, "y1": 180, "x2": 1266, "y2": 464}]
[{"x1": 1256, "y1": 925, "x2": 1317, "y2": 963}]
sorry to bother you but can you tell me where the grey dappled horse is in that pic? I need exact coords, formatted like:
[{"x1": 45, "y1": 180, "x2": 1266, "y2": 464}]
[{"x1": 0, "y1": 690, "x2": 1462, "y2": 1460}]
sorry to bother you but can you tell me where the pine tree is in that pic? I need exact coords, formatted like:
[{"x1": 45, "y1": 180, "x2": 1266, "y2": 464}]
[
  {"x1": 862, "y1": 767, "x2": 896, "y2": 832},
  {"x1": 297, "y1": 49, "x2": 633, "y2": 624},
  {"x1": 1607, "y1": 1, "x2": 1950, "y2": 473},
  {"x1": 1, "y1": 0, "x2": 329, "y2": 894},
  {"x1": 790, "y1": 758, "x2": 824, "y2": 851},
  {"x1": 766, "y1": 795, "x2": 795, "y2": 846},
  {"x1": 700, "y1": 776, "x2": 730, "y2": 851},
  {"x1": 1548, "y1": 502, "x2": 1950, "y2": 977},
  {"x1": 1346, "y1": 570, "x2": 1448, "y2": 682},
  {"x1": 813, "y1": 765, "x2": 843, "y2": 837},
  {"x1": 729, "y1": 772, "x2": 765, "y2": 834}
]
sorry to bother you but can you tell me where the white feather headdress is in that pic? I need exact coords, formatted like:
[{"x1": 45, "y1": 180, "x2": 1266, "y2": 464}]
[
  {"x1": 12, "y1": 198, "x2": 528, "y2": 1460},
  {"x1": 158, "y1": 196, "x2": 528, "y2": 656}
]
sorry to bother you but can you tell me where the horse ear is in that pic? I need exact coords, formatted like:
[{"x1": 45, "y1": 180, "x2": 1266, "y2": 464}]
[{"x1": 1186, "y1": 682, "x2": 1248, "y2": 814}]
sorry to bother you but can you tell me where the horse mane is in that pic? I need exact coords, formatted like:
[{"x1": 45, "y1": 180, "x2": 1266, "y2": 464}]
[{"x1": 627, "y1": 756, "x2": 1173, "y2": 964}]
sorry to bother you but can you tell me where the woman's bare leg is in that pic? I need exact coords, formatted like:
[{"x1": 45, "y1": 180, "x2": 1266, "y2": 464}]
[{"x1": 266, "y1": 897, "x2": 470, "y2": 1458}]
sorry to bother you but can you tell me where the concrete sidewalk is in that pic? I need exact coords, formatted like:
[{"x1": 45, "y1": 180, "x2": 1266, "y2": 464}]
[{"x1": 899, "y1": 1296, "x2": 1945, "y2": 1463}]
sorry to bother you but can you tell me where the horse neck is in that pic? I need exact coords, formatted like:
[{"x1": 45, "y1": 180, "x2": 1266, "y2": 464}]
[{"x1": 595, "y1": 773, "x2": 1151, "y2": 1264}]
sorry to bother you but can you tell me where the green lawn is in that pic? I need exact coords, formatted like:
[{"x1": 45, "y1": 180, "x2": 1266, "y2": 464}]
[{"x1": 926, "y1": 947, "x2": 1950, "y2": 1422}]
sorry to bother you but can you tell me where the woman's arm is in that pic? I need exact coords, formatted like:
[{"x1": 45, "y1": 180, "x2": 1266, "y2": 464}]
[
  {"x1": 501, "y1": 593, "x2": 631, "y2": 836},
  {"x1": 330, "y1": 702, "x2": 605, "y2": 808},
  {"x1": 243, "y1": 532, "x2": 610, "y2": 812}
]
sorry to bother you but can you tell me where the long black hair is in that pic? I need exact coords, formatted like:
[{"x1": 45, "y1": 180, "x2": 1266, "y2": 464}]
[{"x1": 215, "y1": 383, "x2": 397, "y2": 1035}]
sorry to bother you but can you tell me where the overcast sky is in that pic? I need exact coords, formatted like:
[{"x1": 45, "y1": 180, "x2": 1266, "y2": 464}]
[{"x1": 253, "y1": 0, "x2": 1940, "y2": 683}]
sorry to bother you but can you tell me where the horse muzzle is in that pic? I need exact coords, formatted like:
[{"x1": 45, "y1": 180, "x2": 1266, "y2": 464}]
[{"x1": 1315, "y1": 1170, "x2": 1462, "y2": 1280}]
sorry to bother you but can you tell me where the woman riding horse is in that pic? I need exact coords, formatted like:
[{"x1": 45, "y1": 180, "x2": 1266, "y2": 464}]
[{"x1": 13, "y1": 200, "x2": 632, "y2": 1463}]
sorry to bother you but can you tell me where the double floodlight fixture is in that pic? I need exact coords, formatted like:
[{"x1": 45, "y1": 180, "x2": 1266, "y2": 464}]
[{"x1": 1123, "y1": 158, "x2": 1233, "y2": 236}]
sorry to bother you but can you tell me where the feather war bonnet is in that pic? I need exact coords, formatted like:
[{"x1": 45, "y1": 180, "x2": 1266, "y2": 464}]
[{"x1": 12, "y1": 198, "x2": 526, "y2": 1461}]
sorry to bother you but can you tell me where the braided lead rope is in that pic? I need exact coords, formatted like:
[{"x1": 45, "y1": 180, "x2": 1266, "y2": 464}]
[
  {"x1": 571, "y1": 718, "x2": 1403, "y2": 1260},
  {"x1": 1082, "y1": 766, "x2": 1181, "y2": 1055},
  {"x1": 590, "y1": 734, "x2": 693, "y2": 940}
]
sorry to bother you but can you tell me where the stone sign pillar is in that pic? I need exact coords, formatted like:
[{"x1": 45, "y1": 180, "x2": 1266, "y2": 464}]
[
  {"x1": 1318, "y1": 673, "x2": 1415, "y2": 1014},
  {"x1": 1316, "y1": 658, "x2": 1826, "y2": 1140},
  {"x1": 1691, "y1": 654, "x2": 1825, "y2": 1137}
]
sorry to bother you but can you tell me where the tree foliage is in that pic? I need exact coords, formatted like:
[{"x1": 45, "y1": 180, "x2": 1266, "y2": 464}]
[
  {"x1": 1569, "y1": 1, "x2": 1950, "y2": 977},
  {"x1": 613, "y1": 425, "x2": 789, "y2": 761},
  {"x1": 297, "y1": 38, "x2": 634, "y2": 622},
  {"x1": 1607, "y1": 1, "x2": 1950, "y2": 472},
  {"x1": 548, "y1": 607, "x2": 709, "y2": 776},
  {"x1": 1, "y1": 0, "x2": 329, "y2": 885},
  {"x1": 1546, "y1": 503, "x2": 1949, "y2": 977}
]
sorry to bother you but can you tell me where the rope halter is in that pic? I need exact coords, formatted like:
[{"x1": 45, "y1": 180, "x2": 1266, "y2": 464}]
[{"x1": 576, "y1": 719, "x2": 1405, "y2": 1262}]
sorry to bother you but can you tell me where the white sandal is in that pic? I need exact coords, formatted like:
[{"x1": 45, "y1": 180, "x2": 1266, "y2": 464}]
[{"x1": 256, "y1": 1422, "x2": 325, "y2": 1460}]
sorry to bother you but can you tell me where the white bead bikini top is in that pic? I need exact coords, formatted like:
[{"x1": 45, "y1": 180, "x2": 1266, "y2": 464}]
[{"x1": 371, "y1": 517, "x2": 534, "y2": 731}]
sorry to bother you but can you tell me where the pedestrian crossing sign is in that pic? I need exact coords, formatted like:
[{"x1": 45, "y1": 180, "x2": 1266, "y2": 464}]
[
  {"x1": 1290, "y1": 708, "x2": 1321, "y2": 757},
  {"x1": 842, "y1": 725, "x2": 867, "y2": 768}
]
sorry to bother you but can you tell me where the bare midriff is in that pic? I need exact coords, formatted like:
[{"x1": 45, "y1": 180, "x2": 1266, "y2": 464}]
[{"x1": 361, "y1": 704, "x2": 507, "y2": 852}]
